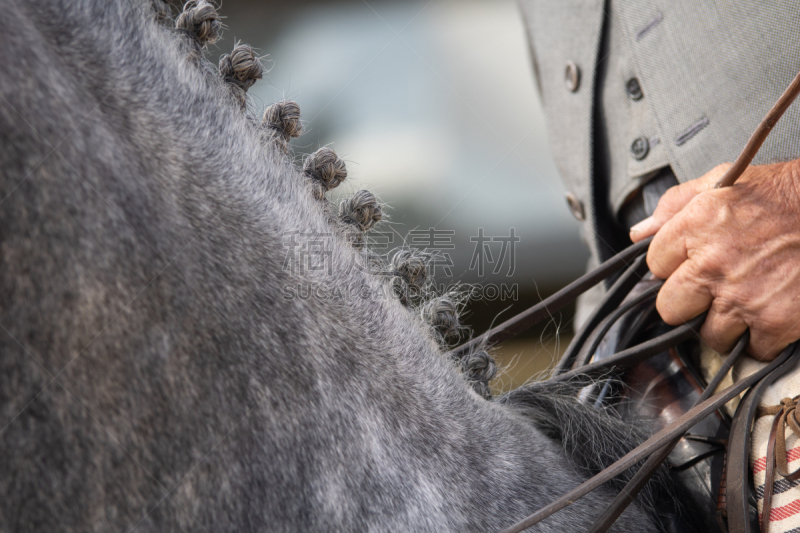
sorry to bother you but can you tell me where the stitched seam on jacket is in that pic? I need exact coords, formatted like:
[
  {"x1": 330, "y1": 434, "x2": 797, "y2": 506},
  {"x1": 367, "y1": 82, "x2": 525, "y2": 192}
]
[
  {"x1": 675, "y1": 117, "x2": 710, "y2": 146},
  {"x1": 636, "y1": 12, "x2": 663, "y2": 41}
]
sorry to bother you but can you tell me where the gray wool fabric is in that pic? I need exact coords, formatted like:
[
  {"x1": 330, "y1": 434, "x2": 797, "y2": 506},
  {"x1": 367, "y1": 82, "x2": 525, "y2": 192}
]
[{"x1": 519, "y1": 0, "x2": 800, "y2": 265}]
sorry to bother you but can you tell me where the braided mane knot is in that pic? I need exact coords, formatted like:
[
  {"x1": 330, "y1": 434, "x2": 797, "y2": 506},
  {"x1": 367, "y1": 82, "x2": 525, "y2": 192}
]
[
  {"x1": 219, "y1": 44, "x2": 263, "y2": 91},
  {"x1": 421, "y1": 296, "x2": 461, "y2": 344},
  {"x1": 390, "y1": 250, "x2": 428, "y2": 305},
  {"x1": 340, "y1": 190, "x2": 382, "y2": 232},
  {"x1": 460, "y1": 350, "x2": 497, "y2": 400},
  {"x1": 262, "y1": 101, "x2": 301, "y2": 153},
  {"x1": 176, "y1": 0, "x2": 220, "y2": 46},
  {"x1": 304, "y1": 147, "x2": 347, "y2": 200}
]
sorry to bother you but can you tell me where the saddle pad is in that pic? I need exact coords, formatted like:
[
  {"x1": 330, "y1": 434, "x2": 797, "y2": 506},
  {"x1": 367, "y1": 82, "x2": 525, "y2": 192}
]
[
  {"x1": 701, "y1": 346, "x2": 800, "y2": 532},
  {"x1": 750, "y1": 366, "x2": 800, "y2": 533}
]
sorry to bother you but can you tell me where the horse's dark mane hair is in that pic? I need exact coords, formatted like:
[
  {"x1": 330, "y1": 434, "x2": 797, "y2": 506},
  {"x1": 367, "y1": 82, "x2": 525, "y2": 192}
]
[
  {"x1": 500, "y1": 377, "x2": 687, "y2": 529},
  {"x1": 0, "y1": 0, "x2": 677, "y2": 531}
]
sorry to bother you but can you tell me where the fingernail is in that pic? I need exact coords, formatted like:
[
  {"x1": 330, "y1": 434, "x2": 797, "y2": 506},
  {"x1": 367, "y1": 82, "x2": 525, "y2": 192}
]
[{"x1": 630, "y1": 216, "x2": 654, "y2": 236}]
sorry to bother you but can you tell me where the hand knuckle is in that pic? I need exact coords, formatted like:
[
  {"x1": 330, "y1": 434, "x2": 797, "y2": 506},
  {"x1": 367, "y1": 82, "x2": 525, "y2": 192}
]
[{"x1": 693, "y1": 248, "x2": 727, "y2": 280}]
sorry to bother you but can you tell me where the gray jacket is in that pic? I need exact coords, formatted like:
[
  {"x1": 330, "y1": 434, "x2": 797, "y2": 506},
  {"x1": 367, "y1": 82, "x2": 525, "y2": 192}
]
[{"x1": 519, "y1": 0, "x2": 800, "y2": 263}]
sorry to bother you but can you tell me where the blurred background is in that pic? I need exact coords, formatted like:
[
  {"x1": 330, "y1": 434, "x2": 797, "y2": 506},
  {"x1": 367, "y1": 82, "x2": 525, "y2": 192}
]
[{"x1": 183, "y1": 0, "x2": 590, "y2": 389}]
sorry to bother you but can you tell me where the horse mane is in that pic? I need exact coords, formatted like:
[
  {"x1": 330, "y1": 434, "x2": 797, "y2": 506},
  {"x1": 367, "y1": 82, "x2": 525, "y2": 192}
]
[{"x1": 501, "y1": 377, "x2": 688, "y2": 526}]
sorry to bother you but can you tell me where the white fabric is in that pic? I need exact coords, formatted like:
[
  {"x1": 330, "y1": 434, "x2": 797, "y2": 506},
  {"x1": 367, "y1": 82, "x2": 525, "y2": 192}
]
[
  {"x1": 700, "y1": 346, "x2": 800, "y2": 533},
  {"x1": 750, "y1": 368, "x2": 800, "y2": 533}
]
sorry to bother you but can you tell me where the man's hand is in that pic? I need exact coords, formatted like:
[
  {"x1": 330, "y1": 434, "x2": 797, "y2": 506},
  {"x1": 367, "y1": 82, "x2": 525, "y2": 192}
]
[{"x1": 629, "y1": 160, "x2": 800, "y2": 360}]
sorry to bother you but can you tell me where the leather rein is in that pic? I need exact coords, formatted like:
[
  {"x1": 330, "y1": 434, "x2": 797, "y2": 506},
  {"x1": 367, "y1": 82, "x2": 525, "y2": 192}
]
[{"x1": 448, "y1": 68, "x2": 800, "y2": 533}]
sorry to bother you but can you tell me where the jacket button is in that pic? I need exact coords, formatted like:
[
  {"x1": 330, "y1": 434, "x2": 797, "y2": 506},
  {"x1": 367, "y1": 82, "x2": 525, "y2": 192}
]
[
  {"x1": 631, "y1": 137, "x2": 649, "y2": 160},
  {"x1": 564, "y1": 61, "x2": 581, "y2": 92},
  {"x1": 565, "y1": 192, "x2": 585, "y2": 221},
  {"x1": 626, "y1": 77, "x2": 643, "y2": 100}
]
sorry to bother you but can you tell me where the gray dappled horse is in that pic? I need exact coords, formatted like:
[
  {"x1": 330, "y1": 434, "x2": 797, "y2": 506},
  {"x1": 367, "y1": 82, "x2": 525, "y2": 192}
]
[{"x1": 0, "y1": 1, "x2": 677, "y2": 531}]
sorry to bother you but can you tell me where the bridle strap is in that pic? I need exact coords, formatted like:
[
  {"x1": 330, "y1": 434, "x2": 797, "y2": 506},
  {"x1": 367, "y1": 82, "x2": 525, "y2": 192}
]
[
  {"x1": 550, "y1": 313, "x2": 705, "y2": 384},
  {"x1": 575, "y1": 280, "x2": 662, "y2": 370},
  {"x1": 763, "y1": 410, "x2": 783, "y2": 533},
  {"x1": 555, "y1": 253, "x2": 651, "y2": 374},
  {"x1": 450, "y1": 237, "x2": 653, "y2": 359},
  {"x1": 715, "y1": 68, "x2": 800, "y2": 188}
]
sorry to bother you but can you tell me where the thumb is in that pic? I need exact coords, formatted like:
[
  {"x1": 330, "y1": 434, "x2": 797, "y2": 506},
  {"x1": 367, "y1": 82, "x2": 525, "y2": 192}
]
[{"x1": 630, "y1": 163, "x2": 730, "y2": 242}]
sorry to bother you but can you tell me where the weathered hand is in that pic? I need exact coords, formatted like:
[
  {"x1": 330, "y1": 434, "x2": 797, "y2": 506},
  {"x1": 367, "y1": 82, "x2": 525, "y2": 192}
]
[{"x1": 629, "y1": 161, "x2": 800, "y2": 360}]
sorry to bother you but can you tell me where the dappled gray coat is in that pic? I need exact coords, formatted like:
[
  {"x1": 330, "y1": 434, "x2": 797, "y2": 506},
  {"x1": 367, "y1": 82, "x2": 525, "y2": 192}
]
[{"x1": 0, "y1": 0, "x2": 664, "y2": 531}]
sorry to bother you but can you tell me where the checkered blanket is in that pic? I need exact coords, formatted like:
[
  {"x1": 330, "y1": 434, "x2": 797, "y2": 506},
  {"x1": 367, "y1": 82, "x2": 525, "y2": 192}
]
[
  {"x1": 702, "y1": 350, "x2": 800, "y2": 533},
  {"x1": 750, "y1": 368, "x2": 800, "y2": 533}
]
